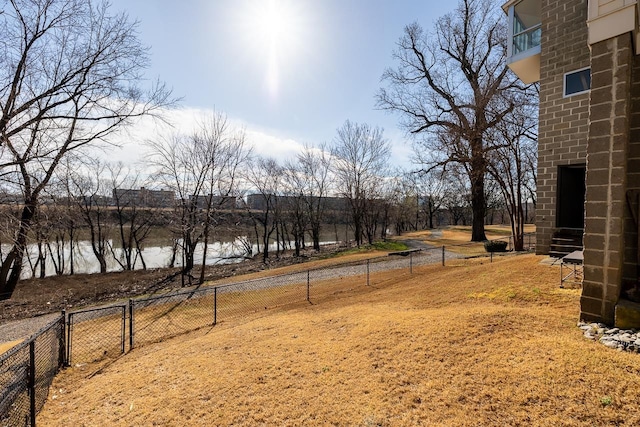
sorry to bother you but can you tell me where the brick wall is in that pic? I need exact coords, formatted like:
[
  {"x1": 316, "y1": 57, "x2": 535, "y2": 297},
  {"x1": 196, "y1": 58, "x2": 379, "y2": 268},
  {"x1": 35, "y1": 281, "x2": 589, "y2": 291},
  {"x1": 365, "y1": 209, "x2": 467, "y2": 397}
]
[
  {"x1": 581, "y1": 33, "x2": 633, "y2": 324},
  {"x1": 624, "y1": 57, "x2": 640, "y2": 295},
  {"x1": 537, "y1": 0, "x2": 590, "y2": 254}
]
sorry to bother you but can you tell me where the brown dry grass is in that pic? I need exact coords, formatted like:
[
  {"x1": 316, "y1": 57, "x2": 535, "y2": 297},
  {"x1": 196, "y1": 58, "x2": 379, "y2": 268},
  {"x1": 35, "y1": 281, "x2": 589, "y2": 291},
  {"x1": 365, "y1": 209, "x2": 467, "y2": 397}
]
[
  {"x1": 399, "y1": 225, "x2": 536, "y2": 256},
  {"x1": 38, "y1": 253, "x2": 640, "y2": 426},
  {"x1": 0, "y1": 339, "x2": 21, "y2": 354}
]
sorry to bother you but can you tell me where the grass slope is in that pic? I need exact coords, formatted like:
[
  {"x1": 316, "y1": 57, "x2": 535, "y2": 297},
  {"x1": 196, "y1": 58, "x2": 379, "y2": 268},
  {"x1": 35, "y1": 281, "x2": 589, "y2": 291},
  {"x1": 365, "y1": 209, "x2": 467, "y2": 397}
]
[{"x1": 39, "y1": 255, "x2": 640, "y2": 426}]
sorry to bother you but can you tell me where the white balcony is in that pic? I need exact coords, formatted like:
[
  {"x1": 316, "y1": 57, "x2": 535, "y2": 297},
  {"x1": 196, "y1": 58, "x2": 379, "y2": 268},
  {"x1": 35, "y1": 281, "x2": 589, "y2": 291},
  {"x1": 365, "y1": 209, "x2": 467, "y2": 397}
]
[
  {"x1": 587, "y1": 0, "x2": 640, "y2": 53},
  {"x1": 503, "y1": 0, "x2": 541, "y2": 84}
]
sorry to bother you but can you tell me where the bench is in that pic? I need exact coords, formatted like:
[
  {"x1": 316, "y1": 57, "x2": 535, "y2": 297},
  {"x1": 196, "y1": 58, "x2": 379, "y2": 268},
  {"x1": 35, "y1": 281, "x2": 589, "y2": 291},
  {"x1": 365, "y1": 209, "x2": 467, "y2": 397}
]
[{"x1": 560, "y1": 250, "x2": 583, "y2": 288}]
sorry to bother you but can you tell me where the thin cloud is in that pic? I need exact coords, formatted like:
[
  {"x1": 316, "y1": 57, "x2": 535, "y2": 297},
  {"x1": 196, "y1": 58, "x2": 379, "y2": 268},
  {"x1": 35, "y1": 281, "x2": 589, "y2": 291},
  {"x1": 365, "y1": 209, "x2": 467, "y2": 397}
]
[{"x1": 94, "y1": 106, "x2": 307, "y2": 167}]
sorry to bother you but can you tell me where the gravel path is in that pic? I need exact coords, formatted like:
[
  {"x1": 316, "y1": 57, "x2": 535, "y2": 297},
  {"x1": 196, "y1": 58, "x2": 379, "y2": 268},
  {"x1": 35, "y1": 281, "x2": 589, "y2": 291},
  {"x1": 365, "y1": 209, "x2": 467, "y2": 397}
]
[
  {"x1": 0, "y1": 246, "x2": 463, "y2": 345},
  {"x1": 0, "y1": 312, "x2": 62, "y2": 344}
]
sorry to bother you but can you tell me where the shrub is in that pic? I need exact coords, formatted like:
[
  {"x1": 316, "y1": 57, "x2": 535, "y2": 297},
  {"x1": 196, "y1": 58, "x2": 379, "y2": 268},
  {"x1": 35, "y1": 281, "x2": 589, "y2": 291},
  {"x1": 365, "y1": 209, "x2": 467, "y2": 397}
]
[{"x1": 484, "y1": 240, "x2": 508, "y2": 253}]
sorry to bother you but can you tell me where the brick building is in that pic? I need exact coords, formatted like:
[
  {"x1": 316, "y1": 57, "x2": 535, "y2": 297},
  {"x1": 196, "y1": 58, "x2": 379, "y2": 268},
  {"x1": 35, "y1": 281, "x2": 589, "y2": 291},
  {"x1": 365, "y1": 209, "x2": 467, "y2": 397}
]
[
  {"x1": 112, "y1": 187, "x2": 175, "y2": 208},
  {"x1": 503, "y1": 0, "x2": 640, "y2": 326}
]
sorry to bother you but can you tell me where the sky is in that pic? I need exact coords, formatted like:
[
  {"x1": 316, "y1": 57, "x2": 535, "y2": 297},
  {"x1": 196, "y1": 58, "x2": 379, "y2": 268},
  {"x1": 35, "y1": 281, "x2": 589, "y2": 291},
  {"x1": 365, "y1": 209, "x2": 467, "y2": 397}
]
[{"x1": 105, "y1": 0, "x2": 459, "y2": 168}]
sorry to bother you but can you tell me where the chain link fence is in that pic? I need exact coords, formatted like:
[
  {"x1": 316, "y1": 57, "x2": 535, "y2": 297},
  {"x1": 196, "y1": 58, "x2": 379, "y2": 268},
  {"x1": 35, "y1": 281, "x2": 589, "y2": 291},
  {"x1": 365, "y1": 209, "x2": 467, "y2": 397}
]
[
  {"x1": 0, "y1": 315, "x2": 64, "y2": 427},
  {"x1": 0, "y1": 232, "x2": 538, "y2": 425},
  {"x1": 63, "y1": 234, "x2": 537, "y2": 363},
  {"x1": 215, "y1": 271, "x2": 307, "y2": 321},
  {"x1": 66, "y1": 305, "x2": 126, "y2": 366},
  {"x1": 130, "y1": 287, "x2": 217, "y2": 348}
]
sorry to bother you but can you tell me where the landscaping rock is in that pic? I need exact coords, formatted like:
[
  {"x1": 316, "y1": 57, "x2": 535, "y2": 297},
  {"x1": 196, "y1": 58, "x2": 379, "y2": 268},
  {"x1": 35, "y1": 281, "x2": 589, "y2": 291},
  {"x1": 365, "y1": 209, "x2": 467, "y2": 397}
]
[{"x1": 579, "y1": 321, "x2": 640, "y2": 353}]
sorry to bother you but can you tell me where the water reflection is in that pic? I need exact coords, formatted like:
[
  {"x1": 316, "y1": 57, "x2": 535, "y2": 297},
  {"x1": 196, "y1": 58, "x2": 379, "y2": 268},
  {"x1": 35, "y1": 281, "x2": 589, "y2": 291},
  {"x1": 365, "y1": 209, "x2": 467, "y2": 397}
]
[{"x1": 17, "y1": 233, "x2": 341, "y2": 278}]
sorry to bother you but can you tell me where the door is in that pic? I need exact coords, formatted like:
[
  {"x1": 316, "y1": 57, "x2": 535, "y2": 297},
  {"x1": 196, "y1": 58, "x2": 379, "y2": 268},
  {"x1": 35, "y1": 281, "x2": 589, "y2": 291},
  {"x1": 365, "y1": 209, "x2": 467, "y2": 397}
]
[{"x1": 556, "y1": 165, "x2": 585, "y2": 229}]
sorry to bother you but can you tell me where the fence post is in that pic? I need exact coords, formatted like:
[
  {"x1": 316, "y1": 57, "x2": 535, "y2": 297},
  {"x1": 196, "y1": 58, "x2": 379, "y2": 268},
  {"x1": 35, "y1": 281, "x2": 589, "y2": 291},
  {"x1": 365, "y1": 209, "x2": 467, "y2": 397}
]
[
  {"x1": 29, "y1": 340, "x2": 36, "y2": 427},
  {"x1": 129, "y1": 299, "x2": 134, "y2": 350},
  {"x1": 121, "y1": 306, "x2": 126, "y2": 355},
  {"x1": 60, "y1": 310, "x2": 66, "y2": 368},
  {"x1": 366, "y1": 259, "x2": 370, "y2": 286},
  {"x1": 442, "y1": 246, "x2": 445, "y2": 266},
  {"x1": 490, "y1": 251, "x2": 493, "y2": 263},
  {"x1": 214, "y1": 287, "x2": 217, "y2": 326},
  {"x1": 66, "y1": 313, "x2": 72, "y2": 367},
  {"x1": 306, "y1": 270, "x2": 310, "y2": 302},
  {"x1": 410, "y1": 252, "x2": 413, "y2": 274}
]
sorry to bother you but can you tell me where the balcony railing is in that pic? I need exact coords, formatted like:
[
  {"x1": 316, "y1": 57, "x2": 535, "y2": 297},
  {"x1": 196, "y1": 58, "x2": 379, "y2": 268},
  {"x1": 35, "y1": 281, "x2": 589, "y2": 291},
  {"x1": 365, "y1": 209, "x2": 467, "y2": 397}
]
[{"x1": 513, "y1": 24, "x2": 541, "y2": 55}]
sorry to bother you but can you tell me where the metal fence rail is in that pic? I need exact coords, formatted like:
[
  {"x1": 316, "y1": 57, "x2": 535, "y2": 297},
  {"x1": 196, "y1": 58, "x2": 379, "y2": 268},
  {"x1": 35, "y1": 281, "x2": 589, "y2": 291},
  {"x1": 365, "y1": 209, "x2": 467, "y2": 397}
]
[{"x1": 0, "y1": 315, "x2": 64, "y2": 427}]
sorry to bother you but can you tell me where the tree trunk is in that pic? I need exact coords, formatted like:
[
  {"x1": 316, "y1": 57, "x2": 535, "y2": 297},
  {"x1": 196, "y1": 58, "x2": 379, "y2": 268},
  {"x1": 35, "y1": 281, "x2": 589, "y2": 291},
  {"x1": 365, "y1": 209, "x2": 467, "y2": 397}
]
[
  {"x1": 511, "y1": 199, "x2": 525, "y2": 251},
  {"x1": 69, "y1": 227, "x2": 75, "y2": 275},
  {"x1": 0, "y1": 202, "x2": 37, "y2": 300},
  {"x1": 311, "y1": 225, "x2": 321, "y2": 251},
  {"x1": 97, "y1": 256, "x2": 107, "y2": 274},
  {"x1": 470, "y1": 186, "x2": 486, "y2": 241},
  {"x1": 294, "y1": 234, "x2": 301, "y2": 257},
  {"x1": 38, "y1": 242, "x2": 46, "y2": 279},
  {"x1": 200, "y1": 224, "x2": 210, "y2": 284},
  {"x1": 470, "y1": 140, "x2": 487, "y2": 242}
]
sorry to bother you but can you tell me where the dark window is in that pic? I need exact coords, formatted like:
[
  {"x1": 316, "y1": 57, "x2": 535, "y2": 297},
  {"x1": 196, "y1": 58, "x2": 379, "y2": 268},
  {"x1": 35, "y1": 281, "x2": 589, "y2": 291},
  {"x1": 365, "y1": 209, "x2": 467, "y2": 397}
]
[{"x1": 564, "y1": 68, "x2": 591, "y2": 96}]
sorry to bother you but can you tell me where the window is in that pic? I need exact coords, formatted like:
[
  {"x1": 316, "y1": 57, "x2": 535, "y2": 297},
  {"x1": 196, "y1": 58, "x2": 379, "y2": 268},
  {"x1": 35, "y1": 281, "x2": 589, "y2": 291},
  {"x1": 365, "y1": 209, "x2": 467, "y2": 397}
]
[
  {"x1": 512, "y1": 0, "x2": 541, "y2": 55},
  {"x1": 564, "y1": 68, "x2": 591, "y2": 97}
]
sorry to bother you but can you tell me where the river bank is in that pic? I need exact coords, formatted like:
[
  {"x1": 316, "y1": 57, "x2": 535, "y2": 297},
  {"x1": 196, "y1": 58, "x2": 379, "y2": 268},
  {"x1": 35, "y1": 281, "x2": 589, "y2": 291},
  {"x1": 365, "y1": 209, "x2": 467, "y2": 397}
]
[{"x1": 0, "y1": 244, "x2": 350, "y2": 324}]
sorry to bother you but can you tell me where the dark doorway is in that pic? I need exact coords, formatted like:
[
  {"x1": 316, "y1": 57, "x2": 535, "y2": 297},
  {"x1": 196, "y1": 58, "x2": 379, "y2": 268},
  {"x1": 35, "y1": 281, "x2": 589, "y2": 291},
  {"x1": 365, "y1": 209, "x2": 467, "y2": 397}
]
[{"x1": 556, "y1": 165, "x2": 585, "y2": 229}]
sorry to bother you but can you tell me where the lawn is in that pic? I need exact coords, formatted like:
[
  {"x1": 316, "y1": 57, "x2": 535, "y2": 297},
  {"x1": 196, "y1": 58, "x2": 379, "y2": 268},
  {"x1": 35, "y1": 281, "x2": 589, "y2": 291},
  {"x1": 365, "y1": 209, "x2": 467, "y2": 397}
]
[
  {"x1": 37, "y1": 253, "x2": 640, "y2": 426},
  {"x1": 398, "y1": 224, "x2": 537, "y2": 256}
]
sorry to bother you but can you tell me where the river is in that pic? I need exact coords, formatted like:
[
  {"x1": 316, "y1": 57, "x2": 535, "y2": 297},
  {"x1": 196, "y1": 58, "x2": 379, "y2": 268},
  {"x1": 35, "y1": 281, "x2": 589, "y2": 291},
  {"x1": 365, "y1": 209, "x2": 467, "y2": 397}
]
[{"x1": 14, "y1": 226, "x2": 349, "y2": 278}]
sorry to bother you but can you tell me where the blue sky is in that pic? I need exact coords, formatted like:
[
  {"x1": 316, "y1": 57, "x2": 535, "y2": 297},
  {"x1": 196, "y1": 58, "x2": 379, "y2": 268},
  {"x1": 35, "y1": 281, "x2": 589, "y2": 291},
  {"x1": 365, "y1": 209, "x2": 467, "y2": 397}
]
[{"x1": 107, "y1": 0, "x2": 458, "y2": 167}]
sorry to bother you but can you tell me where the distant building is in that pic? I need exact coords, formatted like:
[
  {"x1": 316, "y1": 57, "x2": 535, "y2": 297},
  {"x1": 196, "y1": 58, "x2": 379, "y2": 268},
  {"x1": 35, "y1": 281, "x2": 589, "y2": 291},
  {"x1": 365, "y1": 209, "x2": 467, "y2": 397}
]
[
  {"x1": 244, "y1": 193, "x2": 351, "y2": 212},
  {"x1": 244, "y1": 193, "x2": 277, "y2": 211},
  {"x1": 188, "y1": 194, "x2": 237, "y2": 210},
  {"x1": 112, "y1": 187, "x2": 175, "y2": 208}
]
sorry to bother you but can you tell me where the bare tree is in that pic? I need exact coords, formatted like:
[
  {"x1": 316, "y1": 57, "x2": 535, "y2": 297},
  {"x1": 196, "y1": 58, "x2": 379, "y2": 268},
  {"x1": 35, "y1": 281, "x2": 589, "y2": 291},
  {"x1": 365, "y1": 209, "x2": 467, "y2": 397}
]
[
  {"x1": 441, "y1": 168, "x2": 472, "y2": 226},
  {"x1": 0, "y1": 0, "x2": 173, "y2": 299},
  {"x1": 108, "y1": 163, "x2": 160, "y2": 271},
  {"x1": 148, "y1": 132, "x2": 206, "y2": 279},
  {"x1": 295, "y1": 143, "x2": 331, "y2": 251},
  {"x1": 281, "y1": 165, "x2": 309, "y2": 257},
  {"x1": 331, "y1": 120, "x2": 390, "y2": 246},
  {"x1": 196, "y1": 115, "x2": 250, "y2": 283},
  {"x1": 377, "y1": 0, "x2": 525, "y2": 242},
  {"x1": 281, "y1": 143, "x2": 332, "y2": 254},
  {"x1": 413, "y1": 169, "x2": 447, "y2": 230},
  {"x1": 147, "y1": 113, "x2": 250, "y2": 282},
  {"x1": 69, "y1": 159, "x2": 112, "y2": 274},
  {"x1": 388, "y1": 171, "x2": 427, "y2": 234},
  {"x1": 41, "y1": 198, "x2": 71, "y2": 276},
  {"x1": 486, "y1": 94, "x2": 538, "y2": 250},
  {"x1": 244, "y1": 158, "x2": 283, "y2": 262},
  {"x1": 56, "y1": 160, "x2": 84, "y2": 275}
]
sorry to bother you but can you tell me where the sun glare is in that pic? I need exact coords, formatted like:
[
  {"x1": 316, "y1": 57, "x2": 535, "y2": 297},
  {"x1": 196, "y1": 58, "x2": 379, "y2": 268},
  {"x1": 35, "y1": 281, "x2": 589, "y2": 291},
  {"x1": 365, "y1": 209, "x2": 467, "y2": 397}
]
[
  {"x1": 236, "y1": 0, "x2": 308, "y2": 100},
  {"x1": 259, "y1": 1, "x2": 290, "y2": 49}
]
